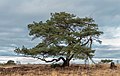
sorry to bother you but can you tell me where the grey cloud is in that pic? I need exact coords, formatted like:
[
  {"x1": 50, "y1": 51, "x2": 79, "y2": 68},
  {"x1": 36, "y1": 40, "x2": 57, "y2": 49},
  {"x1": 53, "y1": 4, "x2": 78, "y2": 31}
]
[
  {"x1": 0, "y1": 0, "x2": 120, "y2": 57},
  {"x1": 93, "y1": 44, "x2": 113, "y2": 49},
  {"x1": 94, "y1": 49, "x2": 120, "y2": 58},
  {"x1": 93, "y1": 43, "x2": 120, "y2": 57}
]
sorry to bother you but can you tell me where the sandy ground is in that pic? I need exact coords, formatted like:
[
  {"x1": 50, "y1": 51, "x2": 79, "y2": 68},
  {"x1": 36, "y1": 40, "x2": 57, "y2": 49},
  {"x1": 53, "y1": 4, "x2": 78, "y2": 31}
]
[{"x1": 0, "y1": 64, "x2": 119, "y2": 76}]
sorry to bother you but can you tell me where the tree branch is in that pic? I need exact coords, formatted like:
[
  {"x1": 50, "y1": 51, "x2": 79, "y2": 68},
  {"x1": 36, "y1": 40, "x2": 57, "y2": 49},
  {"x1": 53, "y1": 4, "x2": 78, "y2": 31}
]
[
  {"x1": 69, "y1": 54, "x2": 74, "y2": 60},
  {"x1": 81, "y1": 38, "x2": 90, "y2": 46},
  {"x1": 32, "y1": 56, "x2": 65, "y2": 63},
  {"x1": 89, "y1": 36, "x2": 92, "y2": 48},
  {"x1": 89, "y1": 57, "x2": 96, "y2": 64}
]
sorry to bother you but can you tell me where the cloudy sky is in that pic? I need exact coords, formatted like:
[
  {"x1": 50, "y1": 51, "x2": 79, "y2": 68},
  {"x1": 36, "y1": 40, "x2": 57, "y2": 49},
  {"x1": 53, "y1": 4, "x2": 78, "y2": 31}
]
[{"x1": 0, "y1": 0, "x2": 120, "y2": 58}]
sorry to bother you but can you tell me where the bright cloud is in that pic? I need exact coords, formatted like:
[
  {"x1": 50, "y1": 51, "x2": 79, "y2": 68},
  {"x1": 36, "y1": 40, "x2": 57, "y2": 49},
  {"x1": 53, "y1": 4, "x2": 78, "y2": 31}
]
[{"x1": 102, "y1": 38, "x2": 120, "y2": 47}]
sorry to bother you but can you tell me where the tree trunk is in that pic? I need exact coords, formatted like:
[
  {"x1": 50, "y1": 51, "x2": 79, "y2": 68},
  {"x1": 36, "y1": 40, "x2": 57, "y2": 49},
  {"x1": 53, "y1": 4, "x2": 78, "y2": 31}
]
[
  {"x1": 62, "y1": 58, "x2": 70, "y2": 67},
  {"x1": 62, "y1": 54, "x2": 74, "y2": 67}
]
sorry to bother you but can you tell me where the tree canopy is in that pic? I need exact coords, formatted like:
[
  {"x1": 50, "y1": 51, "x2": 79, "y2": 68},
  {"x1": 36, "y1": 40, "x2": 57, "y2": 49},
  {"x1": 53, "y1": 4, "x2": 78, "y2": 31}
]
[{"x1": 14, "y1": 12, "x2": 103, "y2": 66}]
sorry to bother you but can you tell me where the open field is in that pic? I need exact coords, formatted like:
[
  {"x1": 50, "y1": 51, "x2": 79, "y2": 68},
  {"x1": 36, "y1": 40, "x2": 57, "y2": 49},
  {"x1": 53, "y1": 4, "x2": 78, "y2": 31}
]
[{"x1": 0, "y1": 64, "x2": 119, "y2": 76}]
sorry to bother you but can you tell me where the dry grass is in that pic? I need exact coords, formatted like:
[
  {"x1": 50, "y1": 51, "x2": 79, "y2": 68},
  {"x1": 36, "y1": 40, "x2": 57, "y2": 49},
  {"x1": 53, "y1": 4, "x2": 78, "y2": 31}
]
[{"x1": 0, "y1": 64, "x2": 119, "y2": 76}]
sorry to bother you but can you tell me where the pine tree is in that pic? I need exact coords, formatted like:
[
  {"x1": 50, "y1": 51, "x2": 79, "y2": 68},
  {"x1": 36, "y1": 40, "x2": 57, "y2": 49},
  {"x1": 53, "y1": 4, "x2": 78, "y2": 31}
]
[{"x1": 14, "y1": 12, "x2": 103, "y2": 67}]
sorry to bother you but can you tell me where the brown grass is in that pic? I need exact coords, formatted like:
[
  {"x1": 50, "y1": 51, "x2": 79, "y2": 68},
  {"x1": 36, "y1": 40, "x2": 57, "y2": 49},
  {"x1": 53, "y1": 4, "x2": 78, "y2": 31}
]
[{"x1": 0, "y1": 64, "x2": 119, "y2": 76}]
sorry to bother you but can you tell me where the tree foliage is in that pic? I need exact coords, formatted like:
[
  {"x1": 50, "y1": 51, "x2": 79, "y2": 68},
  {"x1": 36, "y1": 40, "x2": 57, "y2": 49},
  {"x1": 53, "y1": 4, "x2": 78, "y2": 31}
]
[{"x1": 14, "y1": 12, "x2": 103, "y2": 66}]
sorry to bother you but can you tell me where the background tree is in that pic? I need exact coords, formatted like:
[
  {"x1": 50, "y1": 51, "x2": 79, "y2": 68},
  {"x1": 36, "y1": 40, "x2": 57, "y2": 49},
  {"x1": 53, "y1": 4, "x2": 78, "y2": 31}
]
[
  {"x1": 101, "y1": 59, "x2": 113, "y2": 63},
  {"x1": 14, "y1": 12, "x2": 103, "y2": 67},
  {"x1": 5, "y1": 60, "x2": 16, "y2": 65}
]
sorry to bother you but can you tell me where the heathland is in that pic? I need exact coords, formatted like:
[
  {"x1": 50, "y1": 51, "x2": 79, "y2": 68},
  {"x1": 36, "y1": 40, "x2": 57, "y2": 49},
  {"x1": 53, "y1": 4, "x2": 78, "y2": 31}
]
[{"x1": 0, "y1": 64, "x2": 119, "y2": 76}]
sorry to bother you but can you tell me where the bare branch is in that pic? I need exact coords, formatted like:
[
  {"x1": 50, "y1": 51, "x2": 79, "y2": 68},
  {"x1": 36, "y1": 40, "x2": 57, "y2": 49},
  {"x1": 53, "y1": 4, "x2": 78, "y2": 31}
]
[
  {"x1": 89, "y1": 57, "x2": 96, "y2": 64},
  {"x1": 32, "y1": 56, "x2": 65, "y2": 63}
]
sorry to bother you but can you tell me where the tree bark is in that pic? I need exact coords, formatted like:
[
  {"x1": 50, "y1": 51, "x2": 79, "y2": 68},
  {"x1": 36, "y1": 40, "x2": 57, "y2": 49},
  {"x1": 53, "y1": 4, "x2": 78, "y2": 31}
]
[
  {"x1": 62, "y1": 58, "x2": 70, "y2": 67},
  {"x1": 62, "y1": 54, "x2": 74, "y2": 67}
]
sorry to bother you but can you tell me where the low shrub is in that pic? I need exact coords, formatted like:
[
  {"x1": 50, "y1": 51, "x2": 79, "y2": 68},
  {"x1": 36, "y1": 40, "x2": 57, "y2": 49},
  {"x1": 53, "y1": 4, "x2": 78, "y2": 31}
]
[
  {"x1": 5, "y1": 60, "x2": 16, "y2": 65},
  {"x1": 101, "y1": 59, "x2": 113, "y2": 63}
]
